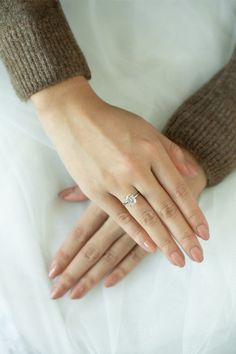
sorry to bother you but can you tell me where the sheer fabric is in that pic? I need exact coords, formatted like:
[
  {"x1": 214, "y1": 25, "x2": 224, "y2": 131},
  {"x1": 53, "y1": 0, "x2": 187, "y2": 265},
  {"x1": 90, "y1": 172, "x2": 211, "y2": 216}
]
[{"x1": 0, "y1": 1, "x2": 236, "y2": 353}]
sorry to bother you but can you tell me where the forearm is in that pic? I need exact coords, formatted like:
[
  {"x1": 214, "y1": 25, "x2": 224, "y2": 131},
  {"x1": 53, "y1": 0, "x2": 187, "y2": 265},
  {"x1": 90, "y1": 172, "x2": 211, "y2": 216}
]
[
  {"x1": 0, "y1": 0, "x2": 91, "y2": 101},
  {"x1": 163, "y1": 47, "x2": 236, "y2": 187}
]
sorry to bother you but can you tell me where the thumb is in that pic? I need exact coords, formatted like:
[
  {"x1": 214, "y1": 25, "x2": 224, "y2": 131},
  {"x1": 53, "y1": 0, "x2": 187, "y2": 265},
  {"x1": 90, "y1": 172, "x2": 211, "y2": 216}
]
[
  {"x1": 158, "y1": 134, "x2": 198, "y2": 177},
  {"x1": 58, "y1": 186, "x2": 88, "y2": 202}
]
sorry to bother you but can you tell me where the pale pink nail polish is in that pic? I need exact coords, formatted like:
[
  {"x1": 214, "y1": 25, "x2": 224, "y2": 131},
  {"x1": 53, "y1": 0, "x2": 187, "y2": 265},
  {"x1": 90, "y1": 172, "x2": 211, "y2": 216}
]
[
  {"x1": 170, "y1": 251, "x2": 185, "y2": 267},
  {"x1": 143, "y1": 241, "x2": 156, "y2": 253},
  {"x1": 58, "y1": 186, "x2": 76, "y2": 198},
  {"x1": 63, "y1": 192, "x2": 84, "y2": 201},
  {"x1": 104, "y1": 274, "x2": 119, "y2": 287},
  {"x1": 70, "y1": 284, "x2": 85, "y2": 299},
  {"x1": 190, "y1": 246, "x2": 204, "y2": 262},
  {"x1": 48, "y1": 264, "x2": 61, "y2": 279},
  {"x1": 197, "y1": 224, "x2": 210, "y2": 240},
  {"x1": 50, "y1": 285, "x2": 63, "y2": 300}
]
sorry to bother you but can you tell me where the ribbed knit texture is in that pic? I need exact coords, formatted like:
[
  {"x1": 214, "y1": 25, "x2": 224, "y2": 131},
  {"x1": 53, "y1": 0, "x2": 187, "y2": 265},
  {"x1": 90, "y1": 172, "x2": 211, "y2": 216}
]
[
  {"x1": 163, "y1": 47, "x2": 236, "y2": 187},
  {"x1": 0, "y1": 0, "x2": 91, "y2": 101},
  {"x1": 0, "y1": 1, "x2": 236, "y2": 187}
]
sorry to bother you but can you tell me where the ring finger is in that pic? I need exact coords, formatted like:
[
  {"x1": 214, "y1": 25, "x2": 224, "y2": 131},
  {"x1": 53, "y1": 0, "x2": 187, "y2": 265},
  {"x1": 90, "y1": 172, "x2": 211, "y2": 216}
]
[
  {"x1": 112, "y1": 185, "x2": 187, "y2": 266},
  {"x1": 114, "y1": 176, "x2": 203, "y2": 264}
]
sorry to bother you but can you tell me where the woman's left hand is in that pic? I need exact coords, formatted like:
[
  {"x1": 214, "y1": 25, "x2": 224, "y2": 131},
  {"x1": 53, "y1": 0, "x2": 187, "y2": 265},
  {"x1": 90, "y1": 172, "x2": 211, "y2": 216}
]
[{"x1": 49, "y1": 144, "x2": 207, "y2": 300}]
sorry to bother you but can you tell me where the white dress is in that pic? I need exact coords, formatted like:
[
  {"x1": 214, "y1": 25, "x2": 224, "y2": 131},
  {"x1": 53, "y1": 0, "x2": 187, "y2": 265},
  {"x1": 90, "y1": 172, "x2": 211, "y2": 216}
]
[{"x1": 0, "y1": 1, "x2": 236, "y2": 353}]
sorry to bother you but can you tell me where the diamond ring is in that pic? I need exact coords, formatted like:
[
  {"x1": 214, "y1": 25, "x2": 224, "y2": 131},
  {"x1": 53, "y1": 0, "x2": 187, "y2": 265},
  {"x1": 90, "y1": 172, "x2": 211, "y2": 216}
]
[{"x1": 122, "y1": 192, "x2": 140, "y2": 206}]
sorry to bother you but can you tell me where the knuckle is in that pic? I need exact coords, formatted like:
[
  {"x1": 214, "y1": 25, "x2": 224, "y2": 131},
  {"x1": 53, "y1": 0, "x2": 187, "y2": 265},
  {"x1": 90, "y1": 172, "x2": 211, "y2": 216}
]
[
  {"x1": 132, "y1": 227, "x2": 145, "y2": 243},
  {"x1": 86, "y1": 185, "x2": 100, "y2": 199},
  {"x1": 83, "y1": 275, "x2": 96, "y2": 288},
  {"x1": 57, "y1": 249, "x2": 71, "y2": 267},
  {"x1": 121, "y1": 155, "x2": 137, "y2": 172},
  {"x1": 143, "y1": 139, "x2": 160, "y2": 156},
  {"x1": 116, "y1": 211, "x2": 133, "y2": 225},
  {"x1": 81, "y1": 244, "x2": 101, "y2": 263},
  {"x1": 172, "y1": 181, "x2": 189, "y2": 200},
  {"x1": 180, "y1": 231, "x2": 195, "y2": 245},
  {"x1": 142, "y1": 209, "x2": 158, "y2": 226},
  {"x1": 158, "y1": 237, "x2": 173, "y2": 252},
  {"x1": 188, "y1": 208, "x2": 202, "y2": 223},
  {"x1": 130, "y1": 248, "x2": 142, "y2": 263},
  {"x1": 158, "y1": 199, "x2": 177, "y2": 220},
  {"x1": 137, "y1": 246, "x2": 149, "y2": 257},
  {"x1": 70, "y1": 226, "x2": 86, "y2": 245},
  {"x1": 104, "y1": 250, "x2": 118, "y2": 265},
  {"x1": 120, "y1": 159, "x2": 144, "y2": 180}
]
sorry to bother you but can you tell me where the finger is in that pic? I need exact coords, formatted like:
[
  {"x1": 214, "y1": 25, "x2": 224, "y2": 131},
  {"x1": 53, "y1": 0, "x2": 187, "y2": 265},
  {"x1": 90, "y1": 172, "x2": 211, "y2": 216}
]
[
  {"x1": 151, "y1": 141, "x2": 210, "y2": 240},
  {"x1": 113, "y1": 182, "x2": 187, "y2": 266},
  {"x1": 97, "y1": 193, "x2": 157, "y2": 253},
  {"x1": 58, "y1": 185, "x2": 88, "y2": 202},
  {"x1": 158, "y1": 135, "x2": 198, "y2": 177},
  {"x1": 50, "y1": 217, "x2": 125, "y2": 299},
  {"x1": 49, "y1": 202, "x2": 108, "y2": 279},
  {"x1": 104, "y1": 245, "x2": 148, "y2": 287},
  {"x1": 134, "y1": 172, "x2": 204, "y2": 263},
  {"x1": 70, "y1": 234, "x2": 136, "y2": 299}
]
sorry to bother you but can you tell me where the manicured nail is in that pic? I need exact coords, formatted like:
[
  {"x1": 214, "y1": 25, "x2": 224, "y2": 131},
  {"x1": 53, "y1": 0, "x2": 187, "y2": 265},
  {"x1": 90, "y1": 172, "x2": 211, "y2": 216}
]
[
  {"x1": 170, "y1": 251, "x2": 185, "y2": 267},
  {"x1": 197, "y1": 224, "x2": 210, "y2": 240},
  {"x1": 50, "y1": 285, "x2": 63, "y2": 300},
  {"x1": 48, "y1": 264, "x2": 60, "y2": 279},
  {"x1": 104, "y1": 274, "x2": 119, "y2": 287},
  {"x1": 58, "y1": 186, "x2": 76, "y2": 198},
  {"x1": 63, "y1": 192, "x2": 85, "y2": 201},
  {"x1": 143, "y1": 240, "x2": 156, "y2": 253},
  {"x1": 190, "y1": 246, "x2": 204, "y2": 262},
  {"x1": 70, "y1": 284, "x2": 85, "y2": 299}
]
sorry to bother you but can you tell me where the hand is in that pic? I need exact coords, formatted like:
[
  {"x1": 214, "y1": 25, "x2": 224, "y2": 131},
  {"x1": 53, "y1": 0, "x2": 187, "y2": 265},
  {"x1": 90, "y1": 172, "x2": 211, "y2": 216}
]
[
  {"x1": 49, "y1": 141, "x2": 208, "y2": 300},
  {"x1": 32, "y1": 76, "x2": 209, "y2": 259}
]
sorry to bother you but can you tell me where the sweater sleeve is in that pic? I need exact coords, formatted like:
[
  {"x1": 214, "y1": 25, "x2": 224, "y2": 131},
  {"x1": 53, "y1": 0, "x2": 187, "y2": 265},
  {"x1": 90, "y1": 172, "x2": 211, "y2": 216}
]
[
  {"x1": 162, "y1": 46, "x2": 236, "y2": 188},
  {"x1": 0, "y1": 0, "x2": 91, "y2": 101}
]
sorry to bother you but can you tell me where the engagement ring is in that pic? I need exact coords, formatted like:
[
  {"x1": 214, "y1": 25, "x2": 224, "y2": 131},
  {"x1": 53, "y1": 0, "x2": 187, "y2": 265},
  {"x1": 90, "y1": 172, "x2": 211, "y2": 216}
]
[{"x1": 122, "y1": 192, "x2": 140, "y2": 206}]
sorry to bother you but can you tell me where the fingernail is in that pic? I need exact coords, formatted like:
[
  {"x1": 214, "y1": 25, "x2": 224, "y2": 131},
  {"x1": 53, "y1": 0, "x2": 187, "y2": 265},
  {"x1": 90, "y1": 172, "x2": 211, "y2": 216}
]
[
  {"x1": 58, "y1": 186, "x2": 76, "y2": 198},
  {"x1": 104, "y1": 274, "x2": 119, "y2": 287},
  {"x1": 70, "y1": 284, "x2": 85, "y2": 299},
  {"x1": 50, "y1": 285, "x2": 63, "y2": 300},
  {"x1": 48, "y1": 264, "x2": 60, "y2": 279},
  {"x1": 143, "y1": 240, "x2": 156, "y2": 253},
  {"x1": 170, "y1": 251, "x2": 185, "y2": 267},
  {"x1": 197, "y1": 224, "x2": 210, "y2": 240},
  {"x1": 63, "y1": 192, "x2": 85, "y2": 201},
  {"x1": 190, "y1": 246, "x2": 204, "y2": 262}
]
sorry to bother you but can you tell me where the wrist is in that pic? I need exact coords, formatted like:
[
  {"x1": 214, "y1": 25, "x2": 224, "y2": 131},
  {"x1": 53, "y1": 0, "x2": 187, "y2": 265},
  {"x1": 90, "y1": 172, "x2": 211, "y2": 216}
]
[{"x1": 31, "y1": 75, "x2": 105, "y2": 119}]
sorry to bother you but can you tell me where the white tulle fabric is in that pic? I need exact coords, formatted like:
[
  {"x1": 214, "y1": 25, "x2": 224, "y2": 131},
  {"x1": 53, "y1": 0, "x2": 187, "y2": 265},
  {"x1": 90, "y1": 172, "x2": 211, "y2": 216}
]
[{"x1": 0, "y1": 1, "x2": 236, "y2": 353}]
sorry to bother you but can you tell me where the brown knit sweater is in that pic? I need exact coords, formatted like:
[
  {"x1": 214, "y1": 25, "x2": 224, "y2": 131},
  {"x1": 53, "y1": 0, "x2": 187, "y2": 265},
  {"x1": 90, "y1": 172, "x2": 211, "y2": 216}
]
[{"x1": 0, "y1": 0, "x2": 235, "y2": 188}]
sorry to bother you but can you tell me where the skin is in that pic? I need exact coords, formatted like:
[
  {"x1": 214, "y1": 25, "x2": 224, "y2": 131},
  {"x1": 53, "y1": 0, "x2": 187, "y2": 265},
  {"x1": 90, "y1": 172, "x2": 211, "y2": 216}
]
[
  {"x1": 31, "y1": 76, "x2": 209, "y2": 264},
  {"x1": 48, "y1": 143, "x2": 208, "y2": 300}
]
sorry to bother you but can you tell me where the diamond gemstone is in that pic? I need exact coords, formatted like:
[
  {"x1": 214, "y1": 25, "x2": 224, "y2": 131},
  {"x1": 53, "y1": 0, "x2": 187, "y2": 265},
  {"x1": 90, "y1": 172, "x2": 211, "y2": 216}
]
[{"x1": 125, "y1": 194, "x2": 137, "y2": 206}]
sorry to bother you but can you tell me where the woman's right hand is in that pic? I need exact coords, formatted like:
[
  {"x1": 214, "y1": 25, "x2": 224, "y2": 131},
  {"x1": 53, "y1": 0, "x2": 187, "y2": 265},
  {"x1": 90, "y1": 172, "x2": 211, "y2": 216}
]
[{"x1": 31, "y1": 76, "x2": 209, "y2": 262}]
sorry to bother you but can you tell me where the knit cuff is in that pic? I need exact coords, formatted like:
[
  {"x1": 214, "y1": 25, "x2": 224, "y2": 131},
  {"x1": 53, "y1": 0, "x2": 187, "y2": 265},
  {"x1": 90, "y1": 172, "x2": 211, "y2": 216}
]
[
  {"x1": 162, "y1": 49, "x2": 236, "y2": 187},
  {"x1": 0, "y1": 0, "x2": 91, "y2": 101}
]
